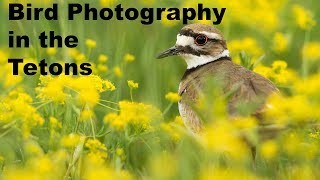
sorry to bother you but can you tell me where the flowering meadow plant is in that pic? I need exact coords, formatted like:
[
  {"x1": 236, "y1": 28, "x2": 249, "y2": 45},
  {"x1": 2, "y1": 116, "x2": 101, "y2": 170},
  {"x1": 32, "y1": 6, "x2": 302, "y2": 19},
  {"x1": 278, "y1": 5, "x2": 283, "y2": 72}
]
[{"x1": 1, "y1": 0, "x2": 320, "y2": 179}]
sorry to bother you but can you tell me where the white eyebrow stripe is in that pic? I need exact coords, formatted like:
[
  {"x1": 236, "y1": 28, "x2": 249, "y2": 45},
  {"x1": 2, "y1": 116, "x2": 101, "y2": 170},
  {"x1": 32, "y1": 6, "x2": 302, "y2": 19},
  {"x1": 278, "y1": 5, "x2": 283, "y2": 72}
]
[
  {"x1": 199, "y1": 31, "x2": 222, "y2": 40},
  {"x1": 176, "y1": 34, "x2": 194, "y2": 46}
]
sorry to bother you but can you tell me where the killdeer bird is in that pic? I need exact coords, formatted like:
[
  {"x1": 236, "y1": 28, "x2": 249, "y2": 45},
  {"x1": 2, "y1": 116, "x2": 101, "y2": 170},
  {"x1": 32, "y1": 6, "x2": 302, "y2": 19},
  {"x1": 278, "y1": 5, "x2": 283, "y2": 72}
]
[{"x1": 157, "y1": 23, "x2": 279, "y2": 134}]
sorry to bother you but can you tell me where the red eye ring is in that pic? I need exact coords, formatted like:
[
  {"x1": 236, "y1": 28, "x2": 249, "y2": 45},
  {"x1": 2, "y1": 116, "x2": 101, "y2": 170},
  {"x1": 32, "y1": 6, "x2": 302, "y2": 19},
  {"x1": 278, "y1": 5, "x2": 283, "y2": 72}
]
[{"x1": 195, "y1": 35, "x2": 208, "y2": 46}]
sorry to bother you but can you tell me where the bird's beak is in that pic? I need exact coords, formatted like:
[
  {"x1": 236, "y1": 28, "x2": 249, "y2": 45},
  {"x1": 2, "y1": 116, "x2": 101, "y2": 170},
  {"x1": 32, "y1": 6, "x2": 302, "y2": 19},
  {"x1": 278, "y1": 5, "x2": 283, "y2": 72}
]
[{"x1": 156, "y1": 46, "x2": 179, "y2": 59}]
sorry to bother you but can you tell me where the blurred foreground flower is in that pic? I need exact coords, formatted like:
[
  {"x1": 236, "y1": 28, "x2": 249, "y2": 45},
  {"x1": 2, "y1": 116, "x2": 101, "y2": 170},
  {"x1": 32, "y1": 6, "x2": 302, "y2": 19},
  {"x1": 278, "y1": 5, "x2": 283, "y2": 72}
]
[
  {"x1": 61, "y1": 133, "x2": 81, "y2": 148},
  {"x1": 201, "y1": 121, "x2": 249, "y2": 160},
  {"x1": 86, "y1": 39, "x2": 97, "y2": 48},
  {"x1": 260, "y1": 140, "x2": 278, "y2": 160},
  {"x1": 272, "y1": 32, "x2": 289, "y2": 53},
  {"x1": 302, "y1": 42, "x2": 320, "y2": 62},
  {"x1": 46, "y1": 47, "x2": 57, "y2": 56},
  {"x1": 254, "y1": 60, "x2": 297, "y2": 85},
  {"x1": 265, "y1": 94, "x2": 320, "y2": 125},
  {"x1": 113, "y1": 66, "x2": 123, "y2": 78},
  {"x1": 124, "y1": 53, "x2": 135, "y2": 62},
  {"x1": 292, "y1": 4, "x2": 316, "y2": 30},
  {"x1": 85, "y1": 139, "x2": 108, "y2": 164},
  {"x1": 100, "y1": 0, "x2": 117, "y2": 7},
  {"x1": 98, "y1": 54, "x2": 109, "y2": 63},
  {"x1": 165, "y1": 92, "x2": 181, "y2": 103}
]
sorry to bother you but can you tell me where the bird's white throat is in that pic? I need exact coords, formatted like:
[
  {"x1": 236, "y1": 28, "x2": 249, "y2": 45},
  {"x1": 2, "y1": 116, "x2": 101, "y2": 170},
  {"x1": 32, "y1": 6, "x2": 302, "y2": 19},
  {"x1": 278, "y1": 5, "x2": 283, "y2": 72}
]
[{"x1": 182, "y1": 49, "x2": 230, "y2": 69}]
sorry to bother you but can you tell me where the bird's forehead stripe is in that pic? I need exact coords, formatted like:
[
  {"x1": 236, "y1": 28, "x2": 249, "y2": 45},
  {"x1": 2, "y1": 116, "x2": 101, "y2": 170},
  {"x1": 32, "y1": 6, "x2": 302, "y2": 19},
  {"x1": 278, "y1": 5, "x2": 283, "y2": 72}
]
[
  {"x1": 199, "y1": 31, "x2": 222, "y2": 40},
  {"x1": 179, "y1": 29, "x2": 222, "y2": 40},
  {"x1": 179, "y1": 29, "x2": 195, "y2": 37},
  {"x1": 176, "y1": 34, "x2": 194, "y2": 46}
]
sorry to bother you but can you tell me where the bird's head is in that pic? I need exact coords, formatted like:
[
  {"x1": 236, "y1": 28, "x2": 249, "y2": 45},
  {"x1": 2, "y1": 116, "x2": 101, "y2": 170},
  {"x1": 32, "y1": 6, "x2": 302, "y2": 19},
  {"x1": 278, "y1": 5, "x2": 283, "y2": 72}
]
[{"x1": 157, "y1": 24, "x2": 230, "y2": 69}]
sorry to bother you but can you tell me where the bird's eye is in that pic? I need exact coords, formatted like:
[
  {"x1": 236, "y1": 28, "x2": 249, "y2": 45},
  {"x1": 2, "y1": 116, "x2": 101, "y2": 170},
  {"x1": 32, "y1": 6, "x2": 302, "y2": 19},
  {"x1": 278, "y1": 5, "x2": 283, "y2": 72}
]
[{"x1": 195, "y1": 35, "x2": 208, "y2": 46}]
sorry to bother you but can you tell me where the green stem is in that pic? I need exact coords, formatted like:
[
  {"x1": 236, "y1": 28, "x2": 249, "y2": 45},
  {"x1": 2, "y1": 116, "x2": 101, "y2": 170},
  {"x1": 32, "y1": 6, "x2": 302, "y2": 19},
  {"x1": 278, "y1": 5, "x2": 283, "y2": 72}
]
[
  {"x1": 36, "y1": 101, "x2": 52, "y2": 110},
  {"x1": 97, "y1": 102, "x2": 120, "y2": 111},
  {"x1": 163, "y1": 102, "x2": 174, "y2": 116},
  {"x1": 130, "y1": 88, "x2": 133, "y2": 102},
  {"x1": 90, "y1": 118, "x2": 96, "y2": 139},
  {"x1": 302, "y1": 30, "x2": 311, "y2": 79},
  {"x1": 99, "y1": 99, "x2": 119, "y2": 105},
  {"x1": 0, "y1": 128, "x2": 14, "y2": 138},
  {"x1": 87, "y1": 48, "x2": 92, "y2": 61},
  {"x1": 74, "y1": 105, "x2": 85, "y2": 133},
  {"x1": 2, "y1": 120, "x2": 16, "y2": 129}
]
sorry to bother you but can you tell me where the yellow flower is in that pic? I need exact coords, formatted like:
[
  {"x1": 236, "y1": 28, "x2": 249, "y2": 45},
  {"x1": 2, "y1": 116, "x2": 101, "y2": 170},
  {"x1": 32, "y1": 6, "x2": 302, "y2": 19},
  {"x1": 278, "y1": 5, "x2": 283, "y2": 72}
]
[
  {"x1": 150, "y1": 154, "x2": 177, "y2": 179},
  {"x1": 3, "y1": 73, "x2": 23, "y2": 88},
  {"x1": 24, "y1": 140, "x2": 44, "y2": 156},
  {"x1": 85, "y1": 139, "x2": 108, "y2": 163},
  {"x1": 75, "y1": 53, "x2": 86, "y2": 63},
  {"x1": 127, "y1": 80, "x2": 139, "y2": 89},
  {"x1": 292, "y1": 4, "x2": 316, "y2": 30},
  {"x1": 85, "y1": 39, "x2": 97, "y2": 48},
  {"x1": 309, "y1": 131, "x2": 320, "y2": 139},
  {"x1": 1, "y1": 91, "x2": 44, "y2": 138},
  {"x1": 80, "y1": 109, "x2": 94, "y2": 121},
  {"x1": 104, "y1": 113, "x2": 125, "y2": 130},
  {"x1": 254, "y1": 60, "x2": 297, "y2": 85},
  {"x1": 97, "y1": 64, "x2": 108, "y2": 73},
  {"x1": 272, "y1": 32, "x2": 288, "y2": 53},
  {"x1": 0, "y1": 50, "x2": 8, "y2": 64},
  {"x1": 104, "y1": 80, "x2": 116, "y2": 91},
  {"x1": 173, "y1": 116, "x2": 184, "y2": 126},
  {"x1": 199, "y1": 166, "x2": 257, "y2": 180},
  {"x1": 161, "y1": 123, "x2": 181, "y2": 142},
  {"x1": 85, "y1": 139, "x2": 107, "y2": 151},
  {"x1": 260, "y1": 140, "x2": 278, "y2": 160},
  {"x1": 232, "y1": 116, "x2": 257, "y2": 129},
  {"x1": 123, "y1": 53, "x2": 135, "y2": 62},
  {"x1": 139, "y1": 0, "x2": 154, "y2": 6},
  {"x1": 98, "y1": 54, "x2": 108, "y2": 63},
  {"x1": 161, "y1": 11, "x2": 179, "y2": 27},
  {"x1": 115, "y1": 147, "x2": 126, "y2": 160},
  {"x1": 100, "y1": 0, "x2": 117, "y2": 6},
  {"x1": 61, "y1": 133, "x2": 81, "y2": 148},
  {"x1": 302, "y1": 42, "x2": 320, "y2": 61},
  {"x1": 68, "y1": 48, "x2": 80, "y2": 59},
  {"x1": 49, "y1": 116, "x2": 62, "y2": 129},
  {"x1": 228, "y1": 37, "x2": 263, "y2": 64},
  {"x1": 36, "y1": 81, "x2": 67, "y2": 103},
  {"x1": 36, "y1": 156, "x2": 54, "y2": 173},
  {"x1": 46, "y1": 47, "x2": 57, "y2": 56},
  {"x1": 265, "y1": 94, "x2": 318, "y2": 124},
  {"x1": 294, "y1": 73, "x2": 320, "y2": 99},
  {"x1": 165, "y1": 92, "x2": 181, "y2": 103},
  {"x1": 84, "y1": 164, "x2": 132, "y2": 180},
  {"x1": 113, "y1": 66, "x2": 123, "y2": 78},
  {"x1": 78, "y1": 89, "x2": 100, "y2": 107},
  {"x1": 104, "y1": 101, "x2": 162, "y2": 131},
  {"x1": 202, "y1": 121, "x2": 248, "y2": 160},
  {"x1": 272, "y1": 60, "x2": 287, "y2": 70}
]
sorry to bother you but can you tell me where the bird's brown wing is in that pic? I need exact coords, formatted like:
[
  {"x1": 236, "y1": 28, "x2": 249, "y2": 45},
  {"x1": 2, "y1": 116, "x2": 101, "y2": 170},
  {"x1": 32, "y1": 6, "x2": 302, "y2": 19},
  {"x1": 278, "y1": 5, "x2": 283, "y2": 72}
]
[
  {"x1": 226, "y1": 65, "x2": 279, "y2": 117},
  {"x1": 221, "y1": 63, "x2": 282, "y2": 140},
  {"x1": 179, "y1": 60, "x2": 278, "y2": 114}
]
